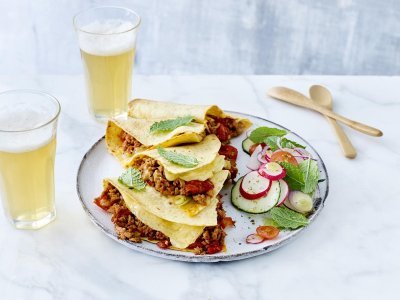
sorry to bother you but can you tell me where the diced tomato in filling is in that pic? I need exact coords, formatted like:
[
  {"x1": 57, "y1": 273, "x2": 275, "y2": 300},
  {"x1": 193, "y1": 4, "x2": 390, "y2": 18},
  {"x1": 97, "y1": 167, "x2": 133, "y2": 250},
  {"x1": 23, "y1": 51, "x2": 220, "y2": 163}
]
[
  {"x1": 219, "y1": 144, "x2": 238, "y2": 160},
  {"x1": 221, "y1": 217, "x2": 235, "y2": 229},
  {"x1": 206, "y1": 242, "x2": 224, "y2": 254},
  {"x1": 184, "y1": 180, "x2": 214, "y2": 196},
  {"x1": 94, "y1": 196, "x2": 111, "y2": 210},
  {"x1": 219, "y1": 145, "x2": 238, "y2": 180},
  {"x1": 113, "y1": 207, "x2": 132, "y2": 219},
  {"x1": 157, "y1": 240, "x2": 170, "y2": 249},
  {"x1": 217, "y1": 123, "x2": 231, "y2": 142}
]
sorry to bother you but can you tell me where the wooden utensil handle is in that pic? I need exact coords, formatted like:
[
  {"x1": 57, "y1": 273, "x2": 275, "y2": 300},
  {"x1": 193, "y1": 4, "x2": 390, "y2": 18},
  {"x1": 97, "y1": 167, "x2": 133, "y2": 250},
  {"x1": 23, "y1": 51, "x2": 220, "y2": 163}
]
[
  {"x1": 318, "y1": 108, "x2": 383, "y2": 137},
  {"x1": 325, "y1": 116, "x2": 357, "y2": 158},
  {"x1": 267, "y1": 87, "x2": 383, "y2": 137}
]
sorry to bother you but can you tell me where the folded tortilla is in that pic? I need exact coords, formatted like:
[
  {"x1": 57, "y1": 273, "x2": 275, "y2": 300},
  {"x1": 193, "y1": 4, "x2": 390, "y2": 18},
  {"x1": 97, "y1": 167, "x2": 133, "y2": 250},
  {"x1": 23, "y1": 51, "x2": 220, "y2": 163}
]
[
  {"x1": 106, "y1": 117, "x2": 206, "y2": 167},
  {"x1": 129, "y1": 135, "x2": 226, "y2": 216},
  {"x1": 105, "y1": 179, "x2": 206, "y2": 249},
  {"x1": 131, "y1": 134, "x2": 224, "y2": 181},
  {"x1": 128, "y1": 99, "x2": 252, "y2": 133},
  {"x1": 108, "y1": 170, "x2": 229, "y2": 226}
]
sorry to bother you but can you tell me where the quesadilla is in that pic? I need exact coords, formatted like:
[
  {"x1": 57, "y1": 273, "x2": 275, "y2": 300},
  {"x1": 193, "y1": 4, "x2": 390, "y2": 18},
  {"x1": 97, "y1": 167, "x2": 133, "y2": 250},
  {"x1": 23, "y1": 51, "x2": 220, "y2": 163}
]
[
  {"x1": 106, "y1": 117, "x2": 206, "y2": 165},
  {"x1": 128, "y1": 99, "x2": 252, "y2": 143},
  {"x1": 94, "y1": 179, "x2": 231, "y2": 254},
  {"x1": 128, "y1": 135, "x2": 237, "y2": 216}
]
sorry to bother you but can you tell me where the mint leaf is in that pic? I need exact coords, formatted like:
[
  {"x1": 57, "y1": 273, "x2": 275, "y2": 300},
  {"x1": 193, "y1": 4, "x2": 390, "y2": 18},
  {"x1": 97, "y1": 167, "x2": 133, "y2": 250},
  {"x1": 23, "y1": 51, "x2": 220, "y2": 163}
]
[
  {"x1": 280, "y1": 162, "x2": 305, "y2": 191},
  {"x1": 280, "y1": 138, "x2": 305, "y2": 149},
  {"x1": 157, "y1": 147, "x2": 199, "y2": 168},
  {"x1": 118, "y1": 167, "x2": 146, "y2": 190},
  {"x1": 264, "y1": 136, "x2": 280, "y2": 151},
  {"x1": 150, "y1": 116, "x2": 194, "y2": 133},
  {"x1": 264, "y1": 218, "x2": 280, "y2": 228},
  {"x1": 299, "y1": 159, "x2": 319, "y2": 194},
  {"x1": 270, "y1": 206, "x2": 309, "y2": 229},
  {"x1": 249, "y1": 127, "x2": 287, "y2": 143}
]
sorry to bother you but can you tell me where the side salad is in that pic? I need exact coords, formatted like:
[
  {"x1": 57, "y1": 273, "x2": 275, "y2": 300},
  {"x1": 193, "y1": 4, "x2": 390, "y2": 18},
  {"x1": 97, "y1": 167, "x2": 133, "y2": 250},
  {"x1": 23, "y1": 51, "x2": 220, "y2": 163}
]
[{"x1": 231, "y1": 126, "x2": 321, "y2": 244}]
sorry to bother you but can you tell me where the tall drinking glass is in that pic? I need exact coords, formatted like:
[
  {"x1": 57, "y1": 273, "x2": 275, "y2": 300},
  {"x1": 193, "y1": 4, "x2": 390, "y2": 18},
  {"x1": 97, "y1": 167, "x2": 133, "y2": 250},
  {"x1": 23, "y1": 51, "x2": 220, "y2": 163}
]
[
  {"x1": 73, "y1": 6, "x2": 141, "y2": 121},
  {"x1": 0, "y1": 90, "x2": 60, "y2": 230}
]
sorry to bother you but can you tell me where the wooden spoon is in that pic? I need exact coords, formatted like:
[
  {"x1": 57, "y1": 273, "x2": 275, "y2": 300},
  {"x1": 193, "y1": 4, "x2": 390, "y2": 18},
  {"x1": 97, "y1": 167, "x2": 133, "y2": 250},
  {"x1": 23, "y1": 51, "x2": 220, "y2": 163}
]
[
  {"x1": 309, "y1": 85, "x2": 357, "y2": 158},
  {"x1": 267, "y1": 87, "x2": 383, "y2": 137}
]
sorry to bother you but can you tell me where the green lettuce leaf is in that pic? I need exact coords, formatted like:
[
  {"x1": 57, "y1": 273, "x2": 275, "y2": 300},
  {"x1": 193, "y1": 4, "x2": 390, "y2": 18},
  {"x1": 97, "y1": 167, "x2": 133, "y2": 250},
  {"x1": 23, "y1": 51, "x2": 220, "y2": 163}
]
[
  {"x1": 264, "y1": 136, "x2": 280, "y2": 151},
  {"x1": 157, "y1": 147, "x2": 199, "y2": 168},
  {"x1": 299, "y1": 159, "x2": 319, "y2": 194},
  {"x1": 280, "y1": 137, "x2": 305, "y2": 149},
  {"x1": 249, "y1": 126, "x2": 287, "y2": 143},
  {"x1": 280, "y1": 161, "x2": 305, "y2": 191}
]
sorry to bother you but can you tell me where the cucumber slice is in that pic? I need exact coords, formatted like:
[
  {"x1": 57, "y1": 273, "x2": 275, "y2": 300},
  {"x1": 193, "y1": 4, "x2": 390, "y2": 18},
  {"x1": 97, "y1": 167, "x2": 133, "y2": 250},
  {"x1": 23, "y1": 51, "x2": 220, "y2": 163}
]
[
  {"x1": 242, "y1": 137, "x2": 255, "y2": 155},
  {"x1": 231, "y1": 177, "x2": 280, "y2": 214},
  {"x1": 288, "y1": 191, "x2": 313, "y2": 213}
]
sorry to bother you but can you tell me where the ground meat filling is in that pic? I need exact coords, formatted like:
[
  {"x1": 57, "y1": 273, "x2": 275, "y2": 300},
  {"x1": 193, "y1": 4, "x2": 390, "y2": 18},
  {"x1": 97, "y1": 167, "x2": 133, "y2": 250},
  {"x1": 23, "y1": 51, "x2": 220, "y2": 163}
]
[
  {"x1": 94, "y1": 184, "x2": 226, "y2": 255},
  {"x1": 205, "y1": 116, "x2": 242, "y2": 143},
  {"x1": 120, "y1": 131, "x2": 143, "y2": 155},
  {"x1": 218, "y1": 144, "x2": 239, "y2": 180},
  {"x1": 187, "y1": 197, "x2": 226, "y2": 255},
  {"x1": 94, "y1": 184, "x2": 170, "y2": 244},
  {"x1": 133, "y1": 157, "x2": 214, "y2": 206}
]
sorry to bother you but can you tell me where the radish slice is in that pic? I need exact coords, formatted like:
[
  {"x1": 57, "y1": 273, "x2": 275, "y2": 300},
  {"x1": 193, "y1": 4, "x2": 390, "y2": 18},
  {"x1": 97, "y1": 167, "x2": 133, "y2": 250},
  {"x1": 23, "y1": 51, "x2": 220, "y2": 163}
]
[
  {"x1": 240, "y1": 171, "x2": 271, "y2": 200},
  {"x1": 246, "y1": 145, "x2": 262, "y2": 170},
  {"x1": 277, "y1": 180, "x2": 289, "y2": 206},
  {"x1": 257, "y1": 152, "x2": 268, "y2": 164},
  {"x1": 246, "y1": 234, "x2": 264, "y2": 244},
  {"x1": 289, "y1": 191, "x2": 313, "y2": 213},
  {"x1": 257, "y1": 149, "x2": 272, "y2": 164},
  {"x1": 258, "y1": 162, "x2": 286, "y2": 180},
  {"x1": 246, "y1": 145, "x2": 262, "y2": 171}
]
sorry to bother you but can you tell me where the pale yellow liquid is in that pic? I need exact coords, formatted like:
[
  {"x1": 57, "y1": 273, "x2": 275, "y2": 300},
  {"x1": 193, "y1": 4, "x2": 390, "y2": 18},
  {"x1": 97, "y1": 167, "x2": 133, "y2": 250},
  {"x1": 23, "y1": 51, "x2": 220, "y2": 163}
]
[
  {"x1": 81, "y1": 49, "x2": 135, "y2": 120},
  {"x1": 0, "y1": 137, "x2": 56, "y2": 229}
]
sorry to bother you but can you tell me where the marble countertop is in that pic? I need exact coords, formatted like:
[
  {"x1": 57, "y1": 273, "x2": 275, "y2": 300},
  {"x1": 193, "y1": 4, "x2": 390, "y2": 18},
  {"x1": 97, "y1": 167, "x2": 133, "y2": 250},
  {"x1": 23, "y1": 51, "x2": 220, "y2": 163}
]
[{"x1": 0, "y1": 75, "x2": 398, "y2": 299}]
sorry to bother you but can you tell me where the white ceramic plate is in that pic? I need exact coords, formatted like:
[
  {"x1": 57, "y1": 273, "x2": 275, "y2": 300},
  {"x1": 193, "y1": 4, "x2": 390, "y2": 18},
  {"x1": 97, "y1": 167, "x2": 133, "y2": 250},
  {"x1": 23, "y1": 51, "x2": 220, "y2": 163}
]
[{"x1": 76, "y1": 112, "x2": 329, "y2": 262}]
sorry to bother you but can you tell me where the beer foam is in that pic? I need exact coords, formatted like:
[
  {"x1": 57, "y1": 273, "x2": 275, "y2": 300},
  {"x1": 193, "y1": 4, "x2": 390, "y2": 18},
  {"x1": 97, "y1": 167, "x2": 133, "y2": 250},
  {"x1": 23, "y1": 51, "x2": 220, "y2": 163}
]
[
  {"x1": 78, "y1": 20, "x2": 136, "y2": 56},
  {"x1": 0, "y1": 105, "x2": 54, "y2": 153}
]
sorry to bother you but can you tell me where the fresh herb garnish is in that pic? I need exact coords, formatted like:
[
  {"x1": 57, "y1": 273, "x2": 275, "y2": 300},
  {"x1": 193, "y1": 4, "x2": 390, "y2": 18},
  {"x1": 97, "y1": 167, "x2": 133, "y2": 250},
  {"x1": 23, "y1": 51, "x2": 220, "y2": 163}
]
[
  {"x1": 150, "y1": 116, "x2": 194, "y2": 133},
  {"x1": 264, "y1": 136, "x2": 280, "y2": 151},
  {"x1": 263, "y1": 136, "x2": 305, "y2": 151},
  {"x1": 279, "y1": 137, "x2": 305, "y2": 149},
  {"x1": 157, "y1": 147, "x2": 199, "y2": 168},
  {"x1": 263, "y1": 218, "x2": 280, "y2": 228},
  {"x1": 280, "y1": 161, "x2": 305, "y2": 191},
  {"x1": 249, "y1": 126, "x2": 287, "y2": 143},
  {"x1": 280, "y1": 159, "x2": 319, "y2": 194},
  {"x1": 270, "y1": 206, "x2": 309, "y2": 229},
  {"x1": 118, "y1": 167, "x2": 146, "y2": 190},
  {"x1": 299, "y1": 158, "x2": 319, "y2": 194}
]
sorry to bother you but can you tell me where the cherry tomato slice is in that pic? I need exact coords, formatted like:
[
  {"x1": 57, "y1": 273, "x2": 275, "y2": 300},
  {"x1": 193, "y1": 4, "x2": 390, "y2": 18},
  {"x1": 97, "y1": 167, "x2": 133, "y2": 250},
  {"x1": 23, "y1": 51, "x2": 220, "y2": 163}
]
[
  {"x1": 256, "y1": 226, "x2": 280, "y2": 240},
  {"x1": 270, "y1": 150, "x2": 298, "y2": 166},
  {"x1": 249, "y1": 143, "x2": 266, "y2": 155}
]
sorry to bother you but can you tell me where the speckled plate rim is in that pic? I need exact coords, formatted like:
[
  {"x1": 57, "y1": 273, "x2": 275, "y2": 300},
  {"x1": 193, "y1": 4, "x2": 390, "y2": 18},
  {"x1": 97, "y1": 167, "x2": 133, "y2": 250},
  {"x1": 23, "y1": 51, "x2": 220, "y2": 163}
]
[{"x1": 76, "y1": 112, "x2": 329, "y2": 263}]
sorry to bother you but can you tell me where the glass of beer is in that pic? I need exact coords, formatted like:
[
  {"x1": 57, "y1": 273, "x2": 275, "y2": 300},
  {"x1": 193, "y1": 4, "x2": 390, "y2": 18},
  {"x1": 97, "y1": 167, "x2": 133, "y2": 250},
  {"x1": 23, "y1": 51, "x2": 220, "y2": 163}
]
[
  {"x1": 74, "y1": 6, "x2": 141, "y2": 121},
  {"x1": 0, "y1": 90, "x2": 60, "y2": 230}
]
